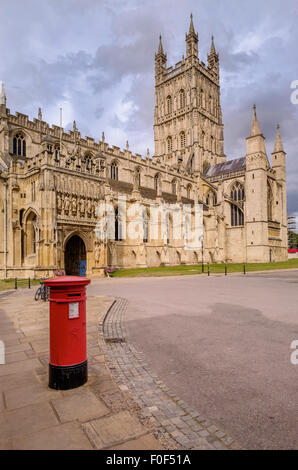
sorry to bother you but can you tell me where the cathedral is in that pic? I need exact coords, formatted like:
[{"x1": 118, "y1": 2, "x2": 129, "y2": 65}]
[{"x1": 0, "y1": 15, "x2": 288, "y2": 279}]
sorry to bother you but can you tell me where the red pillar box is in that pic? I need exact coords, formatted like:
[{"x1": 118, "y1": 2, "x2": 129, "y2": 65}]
[{"x1": 44, "y1": 276, "x2": 90, "y2": 390}]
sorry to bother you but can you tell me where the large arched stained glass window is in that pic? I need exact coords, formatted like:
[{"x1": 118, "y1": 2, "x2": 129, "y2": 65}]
[
  {"x1": 230, "y1": 182, "x2": 245, "y2": 226},
  {"x1": 13, "y1": 134, "x2": 26, "y2": 157}
]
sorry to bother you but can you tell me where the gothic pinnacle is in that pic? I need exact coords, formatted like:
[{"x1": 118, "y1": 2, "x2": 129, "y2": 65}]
[
  {"x1": 273, "y1": 124, "x2": 285, "y2": 153},
  {"x1": 158, "y1": 34, "x2": 164, "y2": 54},
  {"x1": 189, "y1": 13, "x2": 195, "y2": 34},
  {"x1": 250, "y1": 104, "x2": 262, "y2": 137},
  {"x1": 0, "y1": 81, "x2": 6, "y2": 106},
  {"x1": 210, "y1": 35, "x2": 216, "y2": 54}
]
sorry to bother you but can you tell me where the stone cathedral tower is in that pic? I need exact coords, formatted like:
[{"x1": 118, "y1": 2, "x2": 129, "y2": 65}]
[{"x1": 153, "y1": 14, "x2": 225, "y2": 175}]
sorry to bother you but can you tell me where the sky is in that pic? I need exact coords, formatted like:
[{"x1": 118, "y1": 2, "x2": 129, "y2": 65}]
[{"x1": 0, "y1": 0, "x2": 297, "y2": 224}]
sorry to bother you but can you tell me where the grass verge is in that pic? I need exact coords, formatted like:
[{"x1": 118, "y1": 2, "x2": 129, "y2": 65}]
[
  {"x1": 0, "y1": 279, "x2": 41, "y2": 291},
  {"x1": 111, "y1": 259, "x2": 298, "y2": 278}
]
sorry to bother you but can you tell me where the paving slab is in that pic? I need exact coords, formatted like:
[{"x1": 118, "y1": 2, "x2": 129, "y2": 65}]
[
  {"x1": 4, "y1": 383, "x2": 62, "y2": 410},
  {"x1": 29, "y1": 339, "x2": 49, "y2": 354},
  {"x1": 82, "y1": 410, "x2": 147, "y2": 449},
  {"x1": 51, "y1": 387, "x2": 109, "y2": 423},
  {"x1": 0, "y1": 358, "x2": 41, "y2": 377},
  {"x1": 106, "y1": 434, "x2": 164, "y2": 450},
  {"x1": 13, "y1": 422, "x2": 93, "y2": 450},
  {"x1": 5, "y1": 343, "x2": 33, "y2": 354},
  {"x1": 0, "y1": 370, "x2": 40, "y2": 392},
  {"x1": 0, "y1": 402, "x2": 58, "y2": 439},
  {"x1": 5, "y1": 351, "x2": 28, "y2": 364}
]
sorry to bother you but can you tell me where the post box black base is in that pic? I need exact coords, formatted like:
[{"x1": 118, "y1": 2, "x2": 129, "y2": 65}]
[{"x1": 49, "y1": 360, "x2": 87, "y2": 390}]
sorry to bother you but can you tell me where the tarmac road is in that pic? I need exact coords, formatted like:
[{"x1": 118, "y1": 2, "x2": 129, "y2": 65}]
[{"x1": 88, "y1": 270, "x2": 298, "y2": 450}]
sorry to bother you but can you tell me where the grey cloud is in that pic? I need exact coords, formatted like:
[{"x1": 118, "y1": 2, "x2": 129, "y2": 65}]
[{"x1": 0, "y1": 0, "x2": 297, "y2": 212}]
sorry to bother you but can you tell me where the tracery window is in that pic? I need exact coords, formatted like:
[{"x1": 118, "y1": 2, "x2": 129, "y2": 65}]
[
  {"x1": 166, "y1": 95, "x2": 172, "y2": 114},
  {"x1": 179, "y1": 89, "x2": 185, "y2": 109},
  {"x1": 206, "y1": 191, "x2": 217, "y2": 207},
  {"x1": 54, "y1": 144, "x2": 60, "y2": 162},
  {"x1": 267, "y1": 183, "x2": 273, "y2": 221},
  {"x1": 13, "y1": 134, "x2": 26, "y2": 157},
  {"x1": 111, "y1": 162, "x2": 118, "y2": 180},
  {"x1": 180, "y1": 131, "x2": 186, "y2": 149},
  {"x1": 115, "y1": 207, "x2": 123, "y2": 241},
  {"x1": 167, "y1": 136, "x2": 172, "y2": 153},
  {"x1": 85, "y1": 153, "x2": 92, "y2": 170},
  {"x1": 154, "y1": 174, "x2": 159, "y2": 191},
  {"x1": 136, "y1": 168, "x2": 141, "y2": 187},
  {"x1": 230, "y1": 182, "x2": 245, "y2": 226}
]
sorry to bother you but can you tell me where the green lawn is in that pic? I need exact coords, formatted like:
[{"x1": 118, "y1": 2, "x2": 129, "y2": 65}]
[
  {"x1": 0, "y1": 278, "x2": 41, "y2": 291},
  {"x1": 111, "y1": 259, "x2": 298, "y2": 278}
]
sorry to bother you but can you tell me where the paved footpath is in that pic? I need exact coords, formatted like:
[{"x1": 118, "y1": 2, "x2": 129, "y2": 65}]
[{"x1": 0, "y1": 289, "x2": 164, "y2": 450}]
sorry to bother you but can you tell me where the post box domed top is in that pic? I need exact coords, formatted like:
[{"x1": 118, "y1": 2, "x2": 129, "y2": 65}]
[{"x1": 44, "y1": 276, "x2": 90, "y2": 287}]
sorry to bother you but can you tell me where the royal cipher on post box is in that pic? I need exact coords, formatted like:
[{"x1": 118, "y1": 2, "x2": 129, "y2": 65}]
[{"x1": 44, "y1": 275, "x2": 90, "y2": 390}]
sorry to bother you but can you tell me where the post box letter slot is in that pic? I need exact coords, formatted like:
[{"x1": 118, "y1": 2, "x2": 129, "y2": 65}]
[{"x1": 69, "y1": 302, "x2": 79, "y2": 319}]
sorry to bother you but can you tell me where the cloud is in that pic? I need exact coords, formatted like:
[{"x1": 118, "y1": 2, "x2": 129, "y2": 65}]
[{"x1": 0, "y1": 0, "x2": 297, "y2": 212}]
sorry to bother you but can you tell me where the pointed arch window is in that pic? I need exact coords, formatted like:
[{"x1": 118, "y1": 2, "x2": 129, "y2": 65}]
[
  {"x1": 179, "y1": 89, "x2": 185, "y2": 109},
  {"x1": 180, "y1": 131, "x2": 186, "y2": 149},
  {"x1": 166, "y1": 95, "x2": 172, "y2": 114},
  {"x1": 154, "y1": 173, "x2": 159, "y2": 191},
  {"x1": 111, "y1": 162, "x2": 118, "y2": 180},
  {"x1": 25, "y1": 212, "x2": 37, "y2": 255},
  {"x1": 206, "y1": 190, "x2": 217, "y2": 207},
  {"x1": 230, "y1": 182, "x2": 245, "y2": 226},
  {"x1": 13, "y1": 133, "x2": 26, "y2": 157},
  {"x1": 167, "y1": 136, "x2": 172, "y2": 153},
  {"x1": 54, "y1": 144, "x2": 60, "y2": 162},
  {"x1": 115, "y1": 207, "x2": 123, "y2": 241},
  {"x1": 135, "y1": 168, "x2": 141, "y2": 187},
  {"x1": 85, "y1": 153, "x2": 93, "y2": 171}
]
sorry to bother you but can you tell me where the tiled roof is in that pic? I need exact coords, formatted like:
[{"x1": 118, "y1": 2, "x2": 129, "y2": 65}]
[{"x1": 203, "y1": 157, "x2": 246, "y2": 177}]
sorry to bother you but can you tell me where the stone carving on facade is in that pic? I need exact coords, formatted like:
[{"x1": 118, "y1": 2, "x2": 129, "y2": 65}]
[
  {"x1": 71, "y1": 196, "x2": 77, "y2": 215},
  {"x1": 94, "y1": 242, "x2": 101, "y2": 265},
  {"x1": 57, "y1": 193, "x2": 62, "y2": 213},
  {"x1": 79, "y1": 197, "x2": 85, "y2": 217},
  {"x1": 64, "y1": 194, "x2": 70, "y2": 214}
]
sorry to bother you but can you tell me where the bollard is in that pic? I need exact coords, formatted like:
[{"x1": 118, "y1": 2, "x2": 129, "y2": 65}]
[
  {"x1": 28, "y1": 277, "x2": 31, "y2": 289},
  {"x1": 243, "y1": 265, "x2": 246, "y2": 275},
  {"x1": 225, "y1": 265, "x2": 227, "y2": 276},
  {"x1": 15, "y1": 278, "x2": 17, "y2": 290},
  {"x1": 208, "y1": 266, "x2": 210, "y2": 276},
  {"x1": 44, "y1": 275, "x2": 90, "y2": 390}
]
